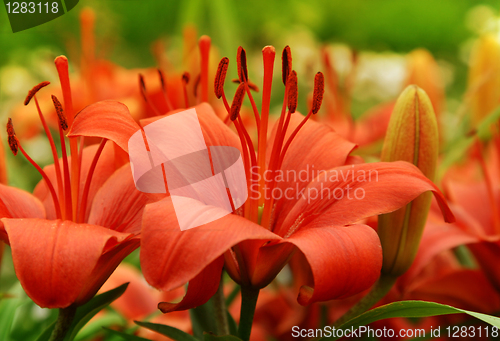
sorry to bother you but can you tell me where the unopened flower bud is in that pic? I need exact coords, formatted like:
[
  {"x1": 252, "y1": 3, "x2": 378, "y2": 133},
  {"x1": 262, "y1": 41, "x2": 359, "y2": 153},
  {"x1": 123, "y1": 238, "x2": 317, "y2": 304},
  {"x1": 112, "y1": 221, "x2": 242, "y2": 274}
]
[
  {"x1": 467, "y1": 34, "x2": 500, "y2": 126},
  {"x1": 378, "y1": 85, "x2": 439, "y2": 276}
]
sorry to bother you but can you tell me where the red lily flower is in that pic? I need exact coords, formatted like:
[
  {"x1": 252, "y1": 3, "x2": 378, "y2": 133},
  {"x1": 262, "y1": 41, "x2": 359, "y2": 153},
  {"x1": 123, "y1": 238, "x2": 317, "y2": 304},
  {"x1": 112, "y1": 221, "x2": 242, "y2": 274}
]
[
  {"x1": 440, "y1": 142, "x2": 500, "y2": 292},
  {"x1": 0, "y1": 59, "x2": 154, "y2": 309},
  {"x1": 68, "y1": 45, "x2": 454, "y2": 315}
]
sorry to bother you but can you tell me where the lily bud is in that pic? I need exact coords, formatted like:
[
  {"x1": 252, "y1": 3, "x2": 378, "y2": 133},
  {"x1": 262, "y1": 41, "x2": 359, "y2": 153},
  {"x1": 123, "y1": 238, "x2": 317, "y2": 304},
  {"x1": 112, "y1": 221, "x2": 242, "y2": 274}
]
[
  {"x1": 467, "y1": 34, "x2": 500, "y2": 126},
  {"x1": 405, "y1": 49, "x2": 445, "y2": 115},
  {"x1": 378, "y1": 85, "x2": 438, "y2": 276}
]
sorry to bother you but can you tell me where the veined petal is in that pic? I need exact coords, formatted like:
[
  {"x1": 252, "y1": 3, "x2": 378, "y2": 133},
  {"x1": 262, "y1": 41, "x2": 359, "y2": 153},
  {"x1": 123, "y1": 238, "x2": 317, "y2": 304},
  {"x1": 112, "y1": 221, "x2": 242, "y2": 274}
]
[
  {"x1": 140, "y1": 197, "x2": 278, "y2": 292},
  {"x1": 0, "y1": 185, "x2": 45, "y2": 229},
  {"x1": 68, "y1": 100, "x2": 141, "y2": 152},
  {"x1": 284, "y1": 224, "x2": 382, "y2": 305},
  {"x1": 75, "y1": 236, "x2": 139, "y2": 306},
  {"x1": 268, "y1": 113, "x2": 355, "y2": 173},
  {"x1": 278, "y1": 161, "x2": 455, "y2": 236},
  {"x1": 158, "y1": 257, "x2": 224, "y2": 313},
  {"x1": 1, "y1": 218, "x2": 133, "y2": 308},
  {"x1": 88, "y1": 163, "x2": 158, "y2": 234},
  {"x1": 405, "y1": 269, "x2": 500, "y2": 313},
  {"x1": 268, "y1": 113, "x2": 356, "y2": 229},
  {"x1": 445, "y1": 180, "x2": 496, "y2": 235},
  {"x1": 400, "y1": 203, "x2": 489, "y2": 288}
]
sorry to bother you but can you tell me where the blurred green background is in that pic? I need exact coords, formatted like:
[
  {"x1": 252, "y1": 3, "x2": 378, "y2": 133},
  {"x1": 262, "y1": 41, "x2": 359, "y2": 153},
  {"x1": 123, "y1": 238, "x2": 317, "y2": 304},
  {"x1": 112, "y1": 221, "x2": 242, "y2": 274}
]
[{"x1": 1, "y1": 0, "x2": 499, "y2": 67}]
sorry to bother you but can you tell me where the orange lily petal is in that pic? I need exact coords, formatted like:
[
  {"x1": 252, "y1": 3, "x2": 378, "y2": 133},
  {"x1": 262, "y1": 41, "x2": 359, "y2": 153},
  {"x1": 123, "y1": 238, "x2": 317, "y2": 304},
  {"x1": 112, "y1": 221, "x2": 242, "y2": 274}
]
[
  {"x1": 469, "y1": 242, "x2": 500, "y2": 293},
  {"x1": 400, "y1": 203, "x2": 487, "y2": 287},
  {"x1": 284, "y1": 224, "x2": 382, "y2": 305},
  {"x1": 88, "y1": 163, "x2": 157, "y2": 234},
  {"x1": 268, "y1": 113, "x2": 356, "y2": 228},
  {"x1": 68, "y1": 100, "x2": 141, "y2": 152},
  {"x1": 75, "y1": 236, "x2": 139, "y2": 306},
  {"x1": 0, "y1": 185, "x2": 45, "y2": 242},
  {"x1": 0, "y1": 218, "x2": 134, "y2": 308},
  {"x1": 140, "y1": 197, "x2": 279, "y2": 292},
  {"x1": 278, "y1": 161, "x2": 455, "y2": 235},
  {"x1": 406, "y1": 269, "x2": 500, "y2": 313},
  {"x1": 158, "y1": 256, "x2": 224, "y2": 313}
]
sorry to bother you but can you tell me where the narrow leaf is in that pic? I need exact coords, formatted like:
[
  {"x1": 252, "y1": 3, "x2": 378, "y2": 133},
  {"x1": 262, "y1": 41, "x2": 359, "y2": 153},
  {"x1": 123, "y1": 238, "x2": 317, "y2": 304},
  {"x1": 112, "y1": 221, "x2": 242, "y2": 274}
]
[
  {"x1": 320, "y1": 300, "x2": 500, "y2": 340},
  {"x1": 63, "y1": 283, "x2": 129, "y2": 341},
  {"x1": 103, "y1": 327, "x2": 153, "y2": 341},
  {"x1": 135, "y1": 321, "x2": 197, "y2": 341},
  {"x1": 203, "y1": 333, "x2": 243, "y2": 341}
]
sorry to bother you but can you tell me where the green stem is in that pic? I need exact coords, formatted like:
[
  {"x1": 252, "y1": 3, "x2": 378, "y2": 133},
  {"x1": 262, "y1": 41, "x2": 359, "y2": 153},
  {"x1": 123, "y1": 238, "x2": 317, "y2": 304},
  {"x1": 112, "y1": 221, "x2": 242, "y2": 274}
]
[
  {"x1": 213, "y1": 278, "x2": 230, "y2": 336},
  {"x1": 334, "y1": 274, "x2": 397, "y2": 327},
  {"x1": 49, "y1": 305, "x2": 77, "y2": 341},
  {"x1": 238, "y1": 286, "x2": 259, "y2": 341}
]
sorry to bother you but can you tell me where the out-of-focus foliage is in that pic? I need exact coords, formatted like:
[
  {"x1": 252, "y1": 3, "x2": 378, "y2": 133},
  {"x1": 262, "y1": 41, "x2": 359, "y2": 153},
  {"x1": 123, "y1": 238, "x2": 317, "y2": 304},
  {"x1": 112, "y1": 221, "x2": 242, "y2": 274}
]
[{"x1": 0, "y1": 0, "x2": 499, "y2": 68}]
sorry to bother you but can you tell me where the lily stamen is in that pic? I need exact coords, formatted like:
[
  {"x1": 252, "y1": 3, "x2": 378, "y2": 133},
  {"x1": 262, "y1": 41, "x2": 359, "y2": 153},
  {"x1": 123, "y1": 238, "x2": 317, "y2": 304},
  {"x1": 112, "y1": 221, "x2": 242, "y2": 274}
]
[
  {"x1": 78, "y1": 139, "x2": 107, "y2": 223},
  {"x1": 139, "y1": 74, "x2": 161, "y2": 116},
  {"x1": 157, "y1": 68, "x2": 174, "y2": 111},
  {"x1": 6, "y1": 118, "x2": 62, "y2": 219},
  {"x1": 215, "y1": 57, "x2": 231, "y2": 116},
  {"x1": 182, "y1": 72, "x2": 190, "y2": 108},
  {"x1": 237, "y1": 47, "x2": 261, "y2": 131},
  {"x1": 278, "y1": 72, "x2": 324, "y2": 171},
  {"x1": 24, "y1": 82, "x2": 65, "y2": 217}
]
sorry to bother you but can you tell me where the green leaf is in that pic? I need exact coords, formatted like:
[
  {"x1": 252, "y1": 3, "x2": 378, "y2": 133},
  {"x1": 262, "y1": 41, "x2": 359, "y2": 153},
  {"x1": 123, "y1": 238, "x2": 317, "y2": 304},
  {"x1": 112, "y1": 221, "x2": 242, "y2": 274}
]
[
  {"x1": 203, "y1": 332, "x2": 243, "y2": 341},
  {"x1": 0, "y1": 283, "x2": 29, "y2": 341},
  {"x1": 225, "y1": 286, "x2": 240, "y2": 307},
  {"x1": 75, "y1": 310, "x2": 125, "y2": 340},
  {"x1": 226, "y1": 312, "x2": 238, "y2": 336},
  {"x1": 189, "y1": 298, "x2": 217, "y2": 337},
  {"x1": 320, "y1": 300, "x2": 500, "y2": 340},
  {"x1": 35, "y1": 320, "x2": 56, "y2": 341},
  {"x1": 103, "y1": 327, "x2": 153, "y2": 341},
  {"x1": 135, "y1": 320, "x2": 198, "y2": 341},
  {"x1": 62, "y1": 282, "x2": 129, "y2": 341}
]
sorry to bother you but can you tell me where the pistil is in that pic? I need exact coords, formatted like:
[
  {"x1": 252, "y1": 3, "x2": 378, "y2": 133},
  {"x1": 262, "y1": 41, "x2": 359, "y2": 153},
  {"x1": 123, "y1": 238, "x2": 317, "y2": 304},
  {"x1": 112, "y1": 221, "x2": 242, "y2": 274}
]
[
  {"x1": 257, "y1": 46, "x2": 275, "y2": 204},
  {"x1": 199, "y1": 35, "x2": 211, "y2": 103},
  {"x1": 55, "y1": 56, "x2": 80, "y2": 222},
  {"x1": 51, "y1": 95, "x2": 73, "y2": 221}
]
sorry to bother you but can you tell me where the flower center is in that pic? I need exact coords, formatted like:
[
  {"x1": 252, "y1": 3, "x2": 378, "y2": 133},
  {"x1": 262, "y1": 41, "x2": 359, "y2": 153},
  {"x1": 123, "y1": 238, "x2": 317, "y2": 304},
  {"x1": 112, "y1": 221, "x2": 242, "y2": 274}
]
[
  {"x1": 215, "y1": 45, "x2": 325, "y2": 231},
  {"x1": 6, "y1": 58, "x2": 106, "y2": 223}
]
